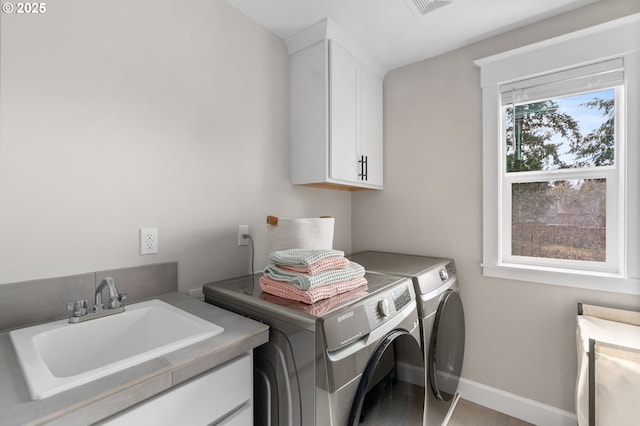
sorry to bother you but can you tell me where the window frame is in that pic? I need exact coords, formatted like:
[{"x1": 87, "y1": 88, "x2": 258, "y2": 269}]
[
  {"x1": 500, "y1": 85, "x2": 623, "y2": 274},
  {"x1": 475, "y1": 14, "x2": 640, "y2": 295}
]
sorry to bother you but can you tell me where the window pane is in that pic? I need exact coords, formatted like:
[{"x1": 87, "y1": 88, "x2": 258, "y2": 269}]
[
  {"x1": 505, "y1": 89, "x2": 615, "y2": 172},
  {"x1": 511, "y1": 179, "x2": 606, "y2": 262}
]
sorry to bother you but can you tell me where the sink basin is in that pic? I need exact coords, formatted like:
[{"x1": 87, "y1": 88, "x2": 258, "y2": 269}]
[{"x1": 9, "y1": 299, "x2": 224, "y2": 400}]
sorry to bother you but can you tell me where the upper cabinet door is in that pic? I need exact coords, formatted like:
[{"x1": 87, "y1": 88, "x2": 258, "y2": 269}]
[
  {"x1": 330, "y1": 41, "x2": 359, "y2": 184},
  {"x1": 358, "y1": 63, "x2": 383, "y2": 187}
]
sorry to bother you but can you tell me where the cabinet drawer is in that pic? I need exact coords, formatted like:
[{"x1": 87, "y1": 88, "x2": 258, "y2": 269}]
[
  {"x1": 217, "y1": 404, "x2": 252, "y2": 425},
  {"x1": 102, "y1": 353, "x2": 251, "y2": 425}
]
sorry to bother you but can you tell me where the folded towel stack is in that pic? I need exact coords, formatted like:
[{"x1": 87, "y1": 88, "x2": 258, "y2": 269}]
[
  {"x1": 260, "y1": 286, "x2": 369, "y2": 316},
  {"x1": 259, "y1": 248, "x2": 368, "y2": 305}
]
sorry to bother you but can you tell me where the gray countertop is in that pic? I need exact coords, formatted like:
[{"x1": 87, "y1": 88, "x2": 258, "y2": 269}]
[{"x1": 0, "y1": 293, "x2": 269, "y2": 426}]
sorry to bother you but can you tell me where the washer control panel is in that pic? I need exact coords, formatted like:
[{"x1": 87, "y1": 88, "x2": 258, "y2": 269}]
[
  {"x1": 366, "y1": 284, "x2": 414, "y2": 329},
  {"x1": 393, "y1": 286, "x2": 412, "y2": 311},
  {"x1": 416, "y1": 260, "x2": 457, "y2": 295},
  {"x1": 322, "y1": 280, "x2": 415, "y2": 352},
  {"x1": 444, "y1": 261, "x2": 456, "y2": 280}
]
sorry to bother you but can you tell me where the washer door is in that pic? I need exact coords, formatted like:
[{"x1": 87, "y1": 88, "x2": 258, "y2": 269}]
[
  {"x1": 348, "y1": 330, "x2": 425, "y2": 426},
  {"x1": 429, "y1": 289, "x2": 465, "y2": 401}
]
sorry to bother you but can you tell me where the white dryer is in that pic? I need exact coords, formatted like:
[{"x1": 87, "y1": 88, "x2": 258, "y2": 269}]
[{"x1": 347, "y1": 251, "x2": 465, "y2": 425}]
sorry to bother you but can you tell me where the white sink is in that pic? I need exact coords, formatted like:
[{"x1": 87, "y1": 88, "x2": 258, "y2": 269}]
[{"x1": 9, "y1": 299, "x2": 224, "y2": 400}]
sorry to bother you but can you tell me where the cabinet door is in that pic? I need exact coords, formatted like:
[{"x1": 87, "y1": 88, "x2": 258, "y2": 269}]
[
  {"x1": 329, "y1": 40, "x2": 359, "y2": 183},
  {"x1": 359, "y1": 64, "x2": 383, "y2": 187},
  {"x1": 101, "y1": 354, "x2": 251, "y2": 425},
  {"x1": 290, "y1": 41, "x2": 330, "y2": 185}
]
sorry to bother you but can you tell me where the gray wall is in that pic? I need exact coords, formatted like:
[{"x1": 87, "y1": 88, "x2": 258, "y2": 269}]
[
  {"x1": 0, "y1": 0, "x2": 351, "y2": 292},
  {"x1": 352, "y1": 0, "x2": 640, "y2": 413}
]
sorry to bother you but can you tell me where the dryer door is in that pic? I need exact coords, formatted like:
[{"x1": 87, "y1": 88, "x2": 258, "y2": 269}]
[
  {"x1": 348, "y1": 330, "x2": 425, "y2": 426},
  {"x1": 429, "y1": 289, "x2": 465, "y2": 401}
]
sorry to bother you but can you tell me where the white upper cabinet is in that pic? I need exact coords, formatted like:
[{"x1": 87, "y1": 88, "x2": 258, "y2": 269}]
[
  {"x1": 287, "y1": 19, "x2": 386, "y2": 190},
  {"x1": 357, "y1": 56, "x2": 384, "y2": 187}
]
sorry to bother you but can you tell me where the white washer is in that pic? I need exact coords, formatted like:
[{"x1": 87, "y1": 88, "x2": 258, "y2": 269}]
[{"x1": 347, "y1": 251, "x2": 465, "y2": 425}]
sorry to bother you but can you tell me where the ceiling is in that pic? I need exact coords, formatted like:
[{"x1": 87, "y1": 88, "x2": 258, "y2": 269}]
[{"x1": 225, "y1": 0, "x2": 598, "y2": 71}]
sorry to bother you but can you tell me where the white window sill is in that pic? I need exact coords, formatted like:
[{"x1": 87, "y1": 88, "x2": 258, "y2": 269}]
[{"x1": 482, "y1": 263, "x2": 640, "y2": 295}]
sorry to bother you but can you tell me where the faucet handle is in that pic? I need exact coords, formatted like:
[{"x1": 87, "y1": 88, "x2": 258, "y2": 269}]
[
  {"x1": 109, "y1": 293, "x2": 127, "y2": 309},
  {"x1": 67, "y1": 299, "x2": 88, "y2": 317}
]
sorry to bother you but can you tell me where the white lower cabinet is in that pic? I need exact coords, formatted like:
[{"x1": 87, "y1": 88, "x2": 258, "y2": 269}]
[
  {"x1": 217, "y1": 404, "x2": 252, "y2": 425},
  {"x1": 102, "y1": 353, "x2": 252, "y2": 425}
]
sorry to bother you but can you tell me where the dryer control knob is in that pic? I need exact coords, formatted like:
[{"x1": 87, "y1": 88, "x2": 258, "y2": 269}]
[
  {"x1": 378, "y1": 299, "x2": 390, "y2": 317},
  {"x1": 439, "y1": 268, "x2": 449, "y2": 281}
]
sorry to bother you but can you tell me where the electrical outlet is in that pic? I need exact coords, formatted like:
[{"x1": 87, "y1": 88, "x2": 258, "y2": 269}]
[
  {"x1": 140, "y1": 228, "x2": 158, "y2": 255},
  {"x1": 238, "y1": 225, "x2": 249, "y2": 246}
]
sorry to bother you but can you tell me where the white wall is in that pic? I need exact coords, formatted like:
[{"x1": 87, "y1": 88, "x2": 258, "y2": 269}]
[
  {"x1": 352, "y1": 0, "x2": 640, "y2": 414},
  {"x1": 0, "y1": 0, "x2": 351, "y2": 292}
]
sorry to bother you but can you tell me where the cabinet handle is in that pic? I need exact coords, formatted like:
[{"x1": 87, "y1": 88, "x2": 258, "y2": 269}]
[
  {"x1": 364, "y1": 155, "x2": 368, "y2": 181},
  {"x1": 357, "y1": 155, "x2": 368, "y2": 181},
  {"x1": 358, "y1": 155, "x2": 365, "y2": 180}
]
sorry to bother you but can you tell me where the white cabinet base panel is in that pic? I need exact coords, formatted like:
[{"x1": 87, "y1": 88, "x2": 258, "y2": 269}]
[{"x1": 102, "y1": 353, "x2": 251, "y2": 425}]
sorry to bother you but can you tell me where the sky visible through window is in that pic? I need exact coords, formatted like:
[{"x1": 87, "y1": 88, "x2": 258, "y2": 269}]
[
  {"x1": 505, "y1": 88, "x2": 615, "y2": 172},
  {"x1": 554, "y1": 89, "x2": 614, "y2": 167}
]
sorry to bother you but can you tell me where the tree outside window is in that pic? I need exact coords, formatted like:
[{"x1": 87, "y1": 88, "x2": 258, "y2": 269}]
[{"x1": 504, "y1": 89, "x2": 614, "y2": 262}]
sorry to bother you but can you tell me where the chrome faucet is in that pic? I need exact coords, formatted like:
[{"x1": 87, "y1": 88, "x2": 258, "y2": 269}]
[
  {"x1": 67, "y1": 276, "x2": 127, "y2": 323},
  {"x1": 95, "y1": 277, "x2": 126, "y2": 311}
]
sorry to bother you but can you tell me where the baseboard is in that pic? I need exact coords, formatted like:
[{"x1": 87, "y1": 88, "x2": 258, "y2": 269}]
[
  {"x1": 457, "y1": 378, "x2": 577, "y2": 426},
  {"x1": 396, "y1": 361, "x2": 425, "y2": 387}
]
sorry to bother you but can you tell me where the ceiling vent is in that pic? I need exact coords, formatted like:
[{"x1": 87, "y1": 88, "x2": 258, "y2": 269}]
[{"x1": 405, "y1": 0, "x2": 453, "y2": 16}]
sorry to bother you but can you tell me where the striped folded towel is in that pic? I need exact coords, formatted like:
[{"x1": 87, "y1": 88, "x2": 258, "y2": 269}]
[
  {"x1": 260, "y1": 285, "x2": 369, "y2": 315},
  {"x1": 259, "y1": 275, "x2": 368, "y2": 305},
  {"x1": 263, "y1": 261, "x2": 365, "y2": 290},
  {"x1": 279, "y1": 256, "x2": 349, "y2": 275},
  {"x1": 269, "y1": 248, "x2": 345, "y2": 267}
]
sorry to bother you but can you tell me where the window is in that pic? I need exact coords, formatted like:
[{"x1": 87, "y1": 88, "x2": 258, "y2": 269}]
[
  {"x1": 475, "y1": 14, "x2": 640, "y2": 294},
  {"x1": 501, "y1": 61, "x2": 622, "y2": 274}
]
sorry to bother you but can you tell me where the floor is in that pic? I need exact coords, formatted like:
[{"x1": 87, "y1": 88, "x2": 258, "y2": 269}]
[
  {"x1": 355, "y1": 375, "x2": 533, "y2": 426},
  {"x1": 360, "y1": 378, "x2": 425, "y2": 425},
  {"x1": 447, "y1": 399, "x2": 534, "y2": 426}
]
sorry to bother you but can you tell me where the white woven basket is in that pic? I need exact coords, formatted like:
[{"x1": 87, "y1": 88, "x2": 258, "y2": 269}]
[{"x1": 267, "y1": 216, "x2": 334, "y2": 252}]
